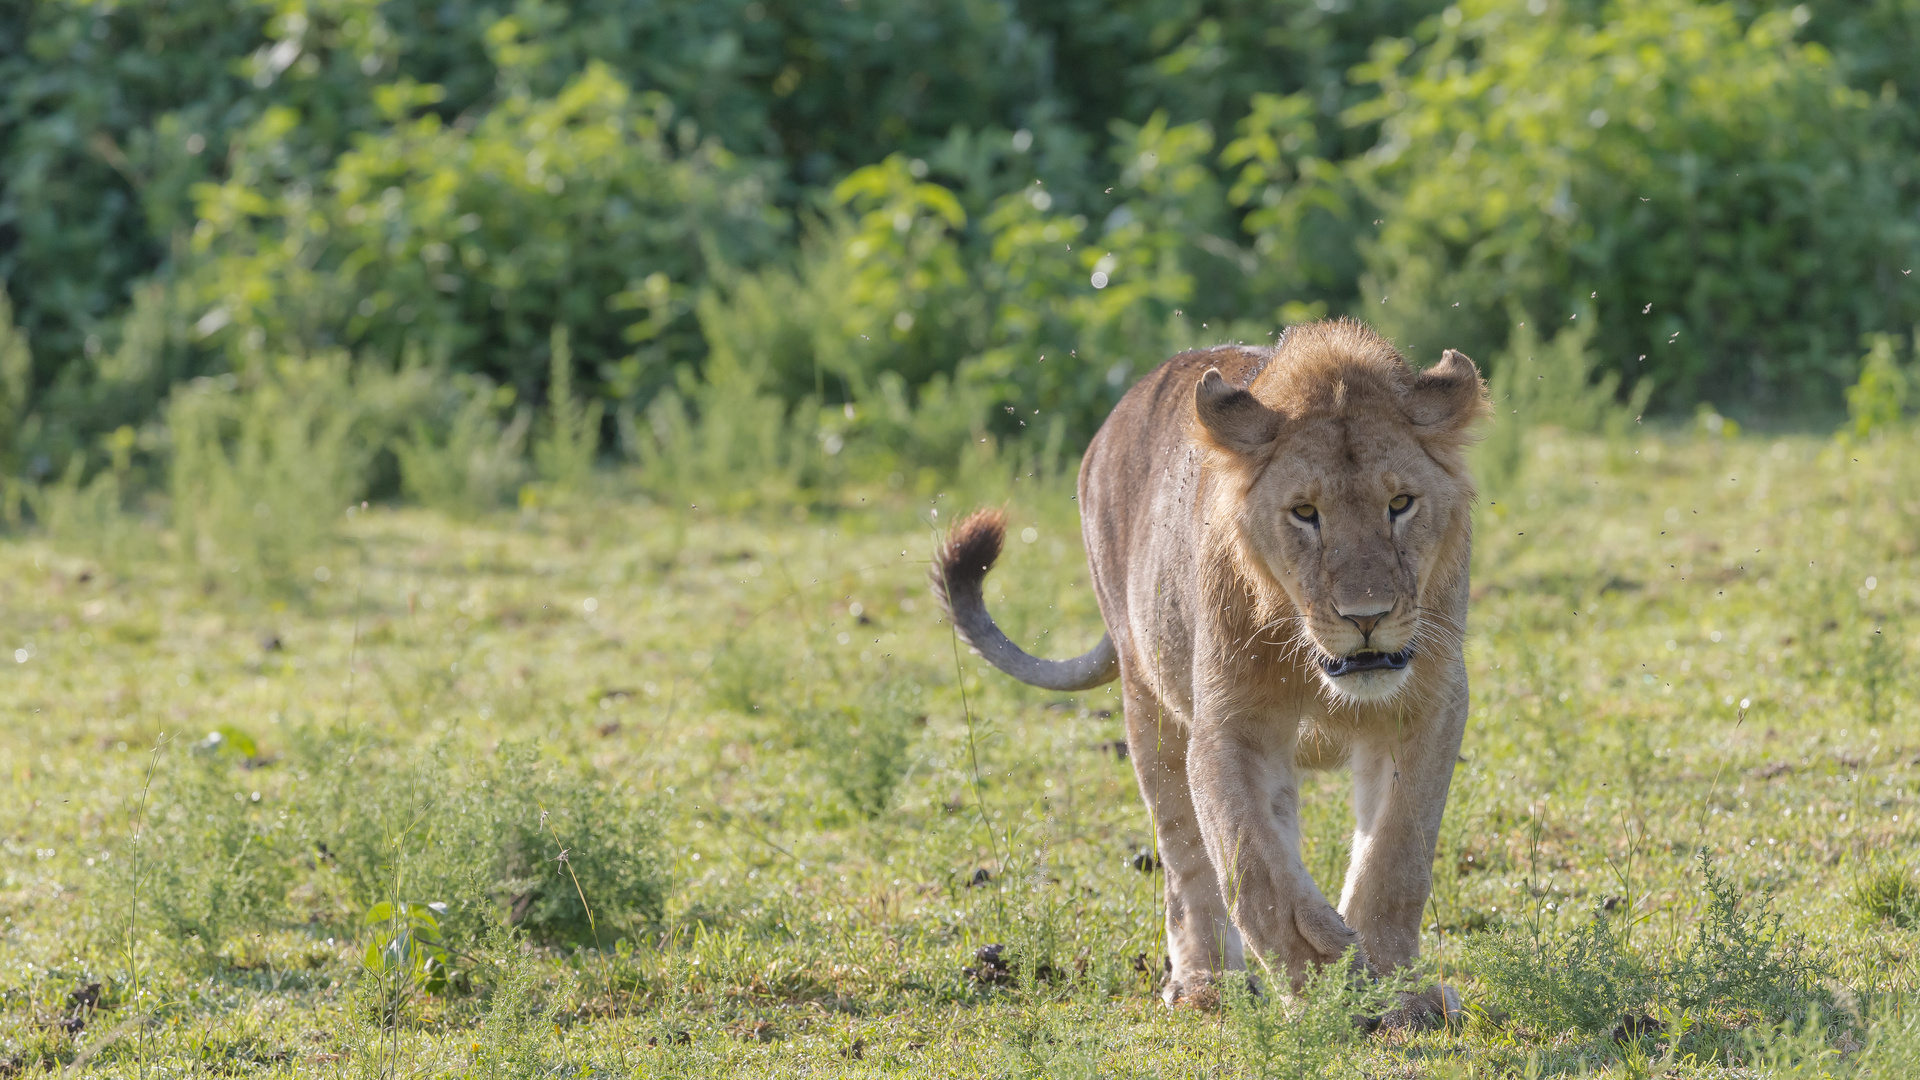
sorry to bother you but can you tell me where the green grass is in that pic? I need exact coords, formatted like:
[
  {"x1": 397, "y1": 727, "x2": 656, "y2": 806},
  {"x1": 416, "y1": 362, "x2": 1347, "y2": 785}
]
[{"x1": 3, "y1": 426, "x2": 1920, "y2": 1077}]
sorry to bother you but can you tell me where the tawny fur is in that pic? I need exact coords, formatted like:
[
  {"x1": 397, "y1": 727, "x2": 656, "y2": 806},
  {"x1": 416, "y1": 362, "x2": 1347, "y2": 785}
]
[{"x1": 934, "y1": 319, "x2": 1488, "y2": 1021}]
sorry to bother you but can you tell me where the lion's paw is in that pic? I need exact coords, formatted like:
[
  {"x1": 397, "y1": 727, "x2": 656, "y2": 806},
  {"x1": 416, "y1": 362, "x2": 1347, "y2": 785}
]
[
  {"x1": 1162, "y1": 972, "x2": 1222, "y2": 1010},
  {"x1": 1375, "y1": 984, "x2": 1464, "y2": 1032}
]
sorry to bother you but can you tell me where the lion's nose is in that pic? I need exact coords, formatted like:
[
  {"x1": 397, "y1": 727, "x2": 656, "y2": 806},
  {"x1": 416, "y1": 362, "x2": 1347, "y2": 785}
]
[{"x1": 1338, "y1": 606, "x2": 1391, "y2": 642}]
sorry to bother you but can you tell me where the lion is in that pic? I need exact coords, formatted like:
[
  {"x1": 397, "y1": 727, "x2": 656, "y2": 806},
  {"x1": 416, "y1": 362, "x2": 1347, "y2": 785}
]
[{"x1": 932, "y1": 319, "x2": 1486, "y2": 1016}]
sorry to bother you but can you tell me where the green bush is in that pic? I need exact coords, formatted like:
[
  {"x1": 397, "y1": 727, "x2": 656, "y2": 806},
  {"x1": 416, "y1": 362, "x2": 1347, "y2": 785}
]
[
  {"x1": 120, "y1": 730, "x2": 671, "y2": 958},
  {"x1": 393, "y1": 374, "x2": 530, "y2": 518},
  {"x1": 1466, "y1": 859, "x2": 1828, "y2": 1035},
  {"x1": 165, "y1": 355, "x2": 399, "y2": 591},
  {"x1": 116, "y1": 735, "x2": 300, "y2": 954},
  {"x1": 303, "y1": 738, "x2": 668, "y2": 949},
  {"x1": 1476, "y1": 315, "x2": 1651, "y2": 488},
  {"x1": 1354, "y1": 0, "x2": 1920, "y2": 410},
  {"x1": 190, "y1": 61, "x2": 782, "y2": 402},
  {"x1": 1844, "y1": 332, "x2": 1915, "y2": 439},
  {"x1": 8, "y1": 0, "x2": 1920, "y2": 508},
  {"x1": 674, "y1": 118, "x2": 1220, "y2": 484},
  {"x1": 798, "y1": 680, "x2": 924, "y2": 820}
]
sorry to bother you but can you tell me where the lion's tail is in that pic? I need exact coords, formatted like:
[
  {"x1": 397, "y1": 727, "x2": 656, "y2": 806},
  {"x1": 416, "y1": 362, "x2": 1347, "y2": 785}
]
[{"x1": 930, "y1": 508, "x2": 1119, "y2": 692}]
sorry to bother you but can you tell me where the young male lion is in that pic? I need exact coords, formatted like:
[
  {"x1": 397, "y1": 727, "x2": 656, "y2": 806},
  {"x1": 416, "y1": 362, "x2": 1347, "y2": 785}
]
[{"x1": 933, "y1": 319, "x2": 1487, "y2": 1016}]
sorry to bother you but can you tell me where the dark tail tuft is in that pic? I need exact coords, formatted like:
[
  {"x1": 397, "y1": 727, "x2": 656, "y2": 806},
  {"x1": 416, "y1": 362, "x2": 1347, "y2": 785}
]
[
  {"x1": 928, "y1": 507, "x2": 1118, "y2": 692},
  {"x1": 932, "y1": 508, "x2": 1006, "y2": 618}
]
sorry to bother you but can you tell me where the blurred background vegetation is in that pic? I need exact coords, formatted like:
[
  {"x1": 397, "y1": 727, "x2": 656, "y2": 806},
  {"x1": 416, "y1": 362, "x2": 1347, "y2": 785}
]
[{"x1": 2, "y1": 0, "x2": 1918, "y2": 536}]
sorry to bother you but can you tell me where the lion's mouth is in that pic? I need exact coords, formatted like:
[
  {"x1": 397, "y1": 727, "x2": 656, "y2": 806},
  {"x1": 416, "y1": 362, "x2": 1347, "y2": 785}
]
[{"x1": 1319, "y1": 648, "x2": 1414, "y2": 678}]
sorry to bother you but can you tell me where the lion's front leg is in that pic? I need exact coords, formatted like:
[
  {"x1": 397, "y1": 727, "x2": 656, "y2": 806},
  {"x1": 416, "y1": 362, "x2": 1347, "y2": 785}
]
[
  {"x1": 1121, "y1": 680, "x2": 1244, "y2": 1004},
  {"x1": 1338, "y1": 683, "x2": 1466, "y2": 971},
  {"x1": 1188, "y1": 717, "x2": 1360, "y2": 988},
  {"x1": 1338, "y1": 677, "x2": 1468, "y2": 1024}
]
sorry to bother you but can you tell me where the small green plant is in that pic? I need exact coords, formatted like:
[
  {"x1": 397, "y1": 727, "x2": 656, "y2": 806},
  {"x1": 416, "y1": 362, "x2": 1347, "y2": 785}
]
[
  {"x1": 1675, "y1": 858, "x2": 1828, "y2": 1018},
  {"x1": 1851, "y1": 863, "x2": 1920, "y2": 929},
  {"x1": 394, "y1": 375, "x2": 529, "y2": 516},
  {"x1": 120, "y1": 739, "x2": 297, "y2": 958},
  {"x1": 166, "y1": 356, "x2": 374, "y2": 591},
  {"x1": 309, "y1": 738, "x2": 667, "y2": 947},
  {"x1": 1738, "y1": 1006, "x2": 1849, "y2": 1077},
  {"x1": 633, "y1": 351, "x2": 818, "y2": 512},
  {"x1": 706, "y1": 637, "x2": 786, "y2": 716},
  {"x1": 1476, "y1": 313, "x2": 1649, "y2": 490},
  {"x1": 798, "y1": 679, "x2": 922, "y2": 819},
  {"x1": 530, "y1": 326, "x2": 603, "y2": 499},
  {"x1": 1860, "y1": 622, "x2": 1900, "y2": 727},
  {"x1": 480, "y1": 747, "x2": 666, "y2": 945},
  {"x1": 120, "y1": 735, "x2": 169, "y2": 1075},
  {"x1": 1845, "y1": 333, "x2": 1912, "y2": 440},
  {"x1": 985, "y1": 1003, "x2": 1104, "y2": 1079},
  {"x1": 469, "y1": 918, "x2": 572, "y2": 1079},
  {"x1": 362, "y1": 901, "x2": 457, "y2": 994},
  {"x1": 1224, "y1": 950, "x2": 1406, "y2": 1079},
  {"x1": 1466, "y1": 855, "x2": 1827, "y2": 1035},
  {"x1": 23, "y1": 425, "x2": 152, "y2": 566},
  {"x1": 1467, "y1": 899, "x2": 1642, "y2": 1035},
  {"x1": 0, "y1": 285, "x2": 32, "y2": 473},
  {"x1": 1845, "y1": 999, "x2": 1920, "y2": 1074}
]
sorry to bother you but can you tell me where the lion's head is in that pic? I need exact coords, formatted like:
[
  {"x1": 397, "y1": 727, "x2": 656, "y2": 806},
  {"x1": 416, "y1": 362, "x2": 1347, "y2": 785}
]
[{"x1": 1194, "y1": 320, "x2": 1488, "y2": 704}]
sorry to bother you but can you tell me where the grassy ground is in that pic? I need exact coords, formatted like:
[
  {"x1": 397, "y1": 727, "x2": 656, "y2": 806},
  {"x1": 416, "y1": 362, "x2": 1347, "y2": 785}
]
[{"x1": 2, "y1": 426, "x2": 1919, "y2": 1077}]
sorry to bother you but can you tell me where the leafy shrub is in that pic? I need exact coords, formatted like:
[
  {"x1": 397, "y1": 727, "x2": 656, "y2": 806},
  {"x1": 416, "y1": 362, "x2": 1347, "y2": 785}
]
[
  {"x1": 670, "y1": 118, "x2": 1218, "y2": 491},
  {"x1": 0, "y1": 1, "x2": 280, "y2": 378},
  {"x1": 1355, "y1": 0, "x2": 1920, "y2": 410},
  {"x1": 2, "y1": 0, "x2": 1443, "y2": 404},
  {"x1": 1222, "y1": 91, "x2": 1363, "y2": 326},
  {"x1": 190, "y1": 61, "x2": 782, "y2": 402},
  {"x1": 966, "y1": 114, "x2": 1222, "y2": 439}
]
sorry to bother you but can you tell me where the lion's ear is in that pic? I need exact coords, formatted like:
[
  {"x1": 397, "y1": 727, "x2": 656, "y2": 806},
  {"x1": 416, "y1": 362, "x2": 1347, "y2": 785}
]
[
  {"x1": 1195, "y1": 367, "x2": 1281, "y2": 457},
  {"x1": 1407, "y1": 349, "x2": 1489, "y2": 433}
]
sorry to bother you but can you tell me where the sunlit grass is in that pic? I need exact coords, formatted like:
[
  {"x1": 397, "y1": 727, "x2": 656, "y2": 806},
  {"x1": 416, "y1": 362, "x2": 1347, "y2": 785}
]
[{"x1": 1, "y1": 426, "x2": 1918, "y2": 1076}]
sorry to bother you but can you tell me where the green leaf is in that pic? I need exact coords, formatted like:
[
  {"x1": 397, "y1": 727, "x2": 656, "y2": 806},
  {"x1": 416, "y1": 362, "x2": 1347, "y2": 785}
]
[{"x1": 213, "y1": 724, "x2": 259, "y2": 759}]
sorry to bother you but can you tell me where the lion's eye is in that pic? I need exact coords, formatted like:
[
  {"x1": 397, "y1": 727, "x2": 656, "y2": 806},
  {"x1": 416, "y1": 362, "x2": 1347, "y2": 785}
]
[
  {"x1": 1389, "y1": 494, "x2": 1413, "y2": 515},
  {"x1": 1291, "y1": 504, "x2": 1319, "y2": 524}
]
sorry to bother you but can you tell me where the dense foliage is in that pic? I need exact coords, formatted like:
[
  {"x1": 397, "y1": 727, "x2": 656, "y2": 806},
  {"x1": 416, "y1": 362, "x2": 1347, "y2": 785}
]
[{"x1": 2, "y1": 0, "x2": 1918, "y2": 486}]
